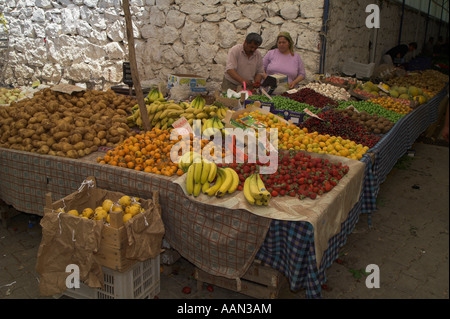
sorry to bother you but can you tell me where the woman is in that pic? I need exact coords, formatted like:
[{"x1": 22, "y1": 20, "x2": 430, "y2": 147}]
[{"x1": 263, "y1": 32, "x2": 306, "y2": 89}]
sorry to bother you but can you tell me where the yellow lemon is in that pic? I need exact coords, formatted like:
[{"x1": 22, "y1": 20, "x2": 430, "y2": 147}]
[
  {"x1": 129, "y1": 204, "x2": 141, "y2": 217},
  {"x1": 123, "y1": 213, "x2": 133, "y2": 223},
  {"x1": 67, "y1": 209, "x2": 79, "y2": 217},
  {"x1": 102, "y1": 199, "x2": 114, "y2": 212},
  {"x1": 119, "y1": 195, "x2": 132, "y2": 207},
  {"x1": 82, "y1": 208, "x2": 94, "y2": 218},
  {"x1": 94, "y1": 209, "x2": 108, "y2": 221}
]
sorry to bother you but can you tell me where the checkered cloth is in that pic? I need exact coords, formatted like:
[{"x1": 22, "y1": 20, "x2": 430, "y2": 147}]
[
  {"x1": 256, "y1": 159, "x2": 368, "y2": 299},
  {"x1": 370, "y1": 85, "x2": 448, "y2": 187}
]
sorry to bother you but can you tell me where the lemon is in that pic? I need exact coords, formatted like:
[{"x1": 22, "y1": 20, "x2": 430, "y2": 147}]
[
  {"x1": 118, "y1": 195, "x2": 131, "y2": 207},
  {"x1": 102, "y1": 199, "x2": 114, "y2": 212},
  {"x1": 82, "y1": 208, "x2": 94, "y2": 218},
  {"x1": 123, "y1": 213, "x2": 133, "y2": 223},
  {"x1": 94, "y1": 209, "x2": 108, "y2": 220},
  {"x1": 67, "y1": 209, "x2": 79, "y2": 217}
]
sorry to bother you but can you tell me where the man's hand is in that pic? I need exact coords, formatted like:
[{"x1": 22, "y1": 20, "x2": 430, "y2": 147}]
[{"x1": 252, "y1": 81, "x2": 261, "y2": 89}]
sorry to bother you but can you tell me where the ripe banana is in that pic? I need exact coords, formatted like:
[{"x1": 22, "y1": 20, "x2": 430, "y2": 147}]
[
  {"x1": 202, "y1": 181, "x2": 210, "y2": 194},
  {"x1": 216, "y1": 167, "x2": 233, "y2": 197},
  {"x1": 193, "y1": 182, "x2": 202, "y2": 197},
  {"x1": 243, "y1": 175, "x2": 256, "y2": 205},
  {"x1": 186, "y1": 164, "x2": 195, "y2": 195},
  {"x1": 207, "y1": 162, "x2": 217, "y2": 183},
  {"x1": 200, "y1": 160, "x2": 211, "y2": 184},
  {"x1": 256, "y1": 173, "x2": 271, "y2": 200},
  {"x1": 193, "y1": 161, "x2": 203, "y2": 184},
  {"x1": 249, "y1": 174, "x2": 263, "y2": 200},
  {"x1": 227, "y1": 168, "x2": 240, "y2": 194},
  {"x1": 206, "y1": 168, "x2": 224, "y2": 196}
]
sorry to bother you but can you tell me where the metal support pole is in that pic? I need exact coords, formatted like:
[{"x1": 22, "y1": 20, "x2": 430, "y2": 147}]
[
  {"x1": 424, "y1": 0, "x2": 432, "y2": 43},
  {"x1": 398, "y1": 0, "x2": 406, "y2": 45}
]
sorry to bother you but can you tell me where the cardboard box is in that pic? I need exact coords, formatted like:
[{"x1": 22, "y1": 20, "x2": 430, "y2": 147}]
[
  {"x1": 168, "y1": 74, "x2": 206, "y2": 93},
  {"x1": 244, "y1": 99, "x2": 274, "y2": 112},
  {"x1": 271, "y1": 109, "x2": 305, "y2": 125}
]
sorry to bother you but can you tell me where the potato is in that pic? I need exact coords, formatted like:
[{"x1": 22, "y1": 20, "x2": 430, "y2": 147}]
[
  {"x1": 37, "y1": 145, "x2": 50, "y2": 154},
  {"x1": 97, "y1": 131, "x2": 107, "y2": 139},
  {"x1": 82, "y1": 132, "x2": 94, "y2": 141},
  {"x1": 66, "y1": 150, "x2": 79, "y2": 159},
  {"x1": 53, "y1": 131, "x2": 70, "y2": 141},
  {"x1": 19, "y1": 129, "x2": 35, "y2": 139},
  {"x1": 70, "y1": 133, "x2": 83, "y2": 144},
  {"x1": 77, "y1": 149, "x2": 86, "y2": 157},
  {"x1": 73, "y1": 142, "x2": 86, "y2": 151}
]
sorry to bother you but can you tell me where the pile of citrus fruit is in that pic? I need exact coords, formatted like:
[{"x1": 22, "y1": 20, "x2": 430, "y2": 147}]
[
  {"x1": 369, "y1": 96, "x2": 413, "y2": 115},
  {"x1": 97, "y1": 128, "x2": 218, "y2": 176}
]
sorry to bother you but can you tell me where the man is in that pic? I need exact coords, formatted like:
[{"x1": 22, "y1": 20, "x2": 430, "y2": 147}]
[
  {"x1": 382, "y1": 42, "x2": 417, "y2": 66},
  {"x1": 221, "y1": 33, "x2": 265, "y2": 92}
]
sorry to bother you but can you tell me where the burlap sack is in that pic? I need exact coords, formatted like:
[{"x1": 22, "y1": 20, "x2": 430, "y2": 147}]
[
  {"x1": 36, "y1": 212, "x2": 104, "y2": 296},
  {"x1": 124, "y1": 198, "x2": 164, "y2": 260}
]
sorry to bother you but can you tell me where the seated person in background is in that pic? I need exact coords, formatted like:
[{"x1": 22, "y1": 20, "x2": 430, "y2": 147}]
[
  {"x1": 263, "y1": 32, "x2": 306, "y2": 89},
  {"x1": 382, "y1": 42, "x2": 417, "y2": 66},
  {"x1": 221, "y1": 33, "x2": 265, "y2": 92}
]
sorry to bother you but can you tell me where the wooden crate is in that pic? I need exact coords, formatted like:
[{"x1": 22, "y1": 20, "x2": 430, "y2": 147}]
[
  {"x1": 44, "y1": 177, "x2": 161, "y2": 273},
  {"x1": 195, "y1": 260, "x2": 281, "y2": 299}
]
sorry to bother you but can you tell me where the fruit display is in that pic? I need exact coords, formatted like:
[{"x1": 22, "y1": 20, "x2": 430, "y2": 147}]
[
  {"x1": 300, "y1": 110, "x2": 381, "y2": 149},
  {"x1": 282, "y1": 88, "x2": 339, "y2": 108},
  {"x1": 235, "y1": 110, "x2": 369, "y2": 160},
  {"x1": 368, "y1": 96, "x2": 413, "y2": 115},
  {"x1": 243, "y1": 173, "x2": 271, "y2": 206},
  {"x1": 387, "y1": 69, "x2": 448, "y2": 97},
  {"x1": 184, "y1": 157, "x2": 240, "y2": 198},
  {"x1": 303, "y1": 82, "x2": 351, "y2": 101},
  {"x1": 337, "y1": 101, "x2": 404, "y2": 123},
  {"x1": 60, "y1": 195, "x2": 145, "y2": 224},
  {"x1": 127, "y1": 94, "x2": 229, "y2": 134},
  {"x1": 0, "y1": 87, "x2": 27, "y2": 105},
  {"x1": 222, "y1": 151, "x2": 349, "y2": 200},
  {"x1": 97, "y1": 128, "x2": 216, "y2": 176},
  {"x1": 334, "y1": 107, "x2": 394, "y2": 134},
  {"x1": 0, "y1": 88, "x2": 136, "y2": 158}
]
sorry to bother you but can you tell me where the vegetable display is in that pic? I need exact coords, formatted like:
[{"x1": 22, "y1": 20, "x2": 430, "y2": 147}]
[{"x1": 0, "y1": 88, "x2": 136, "y2": 158}]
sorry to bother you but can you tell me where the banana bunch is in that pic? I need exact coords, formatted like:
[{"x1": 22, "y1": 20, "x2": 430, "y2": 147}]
[
  {"x1": 146, "y1": 88, "x2": 165, "y2": 103},
  {"x1": 202, "y1": 116, "x2": 224, "y2": 136},
  {"x1": 186, "y1": 160, "x2": 239, "y2": 198},
  {"x1": 178, "y1": 151, "x2": 202, "y2": 173},
  {"x1": 190, "y1": 95, "x2": 206, "y2": 109},
  {"x1": 243, "y1": 173, "x2": 271, "y2": 206}
]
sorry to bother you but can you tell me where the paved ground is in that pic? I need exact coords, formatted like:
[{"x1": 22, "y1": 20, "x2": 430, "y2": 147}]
[{"x1": 0, "y1": 141, "x2": 448, "y2": 300}]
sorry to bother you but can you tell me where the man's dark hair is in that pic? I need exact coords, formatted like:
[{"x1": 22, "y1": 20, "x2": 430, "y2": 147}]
[
  {"x1": 409, "y1": 42, "x2": 417, "y2": 49},
  {"x1": 245, "y1": 33, "x2": 263, "y2": 46}
]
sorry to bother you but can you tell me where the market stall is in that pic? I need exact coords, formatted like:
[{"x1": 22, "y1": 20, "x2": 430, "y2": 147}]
[{"x1": 0, "y1": 70, "x2": 448, "y2": 299}]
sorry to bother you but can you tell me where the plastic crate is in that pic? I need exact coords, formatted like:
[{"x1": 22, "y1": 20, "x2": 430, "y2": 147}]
[
  {"x1": 62, "y1": 256, "x2": 160, "y2": 299},
  {"x1": 342, "y1": 58, "x2": 375, "y2": 79}
]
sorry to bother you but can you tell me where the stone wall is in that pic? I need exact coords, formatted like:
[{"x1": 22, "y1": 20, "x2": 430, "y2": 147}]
[
  {"x1": 0, "y1": 0, "x2": 325, "y2": 92},
  {"x1": 324, "y1": 0, "x2": 446, "y2": 75}
]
